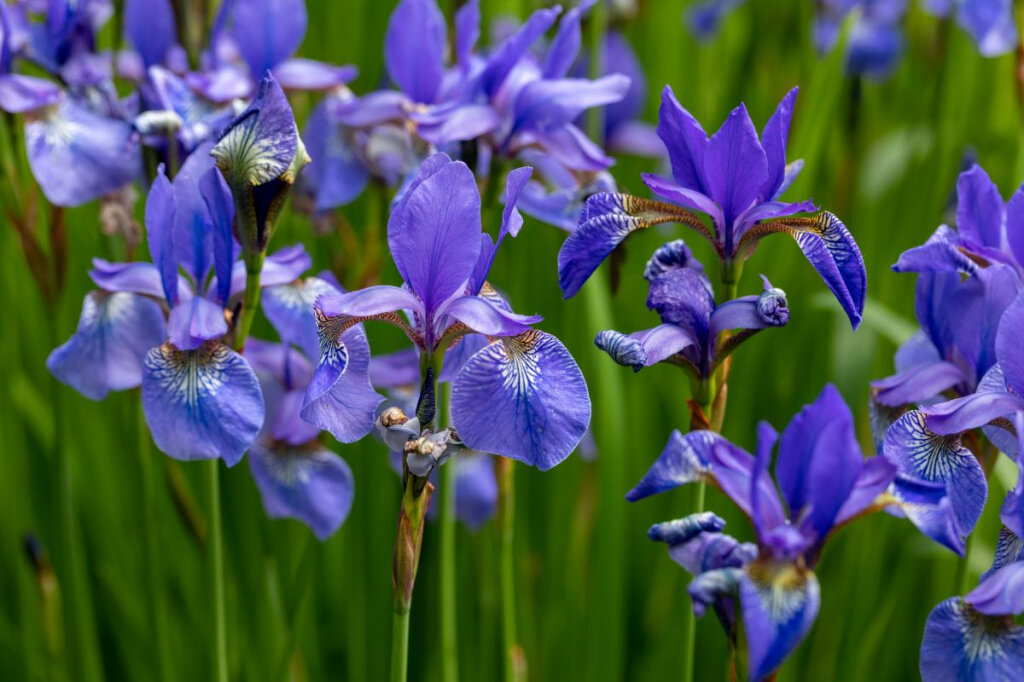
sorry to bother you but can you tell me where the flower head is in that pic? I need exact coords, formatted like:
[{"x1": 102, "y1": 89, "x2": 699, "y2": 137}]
[
  {"x1": 308, "y1": 153, "x2": 591, "y2": 469},
  {"x1": 558, "y1": 87, "x2": 866, "y2": 328}
]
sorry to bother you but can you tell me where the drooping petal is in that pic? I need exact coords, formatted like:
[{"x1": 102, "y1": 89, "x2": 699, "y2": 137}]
[
  {"x1": 231, "y1": 0, "x2": 307, "y2": 77},
  {"x1": 387, "y1": 154, "x2": 481, "y2": 315},
  {"x1": 776, "y1": 384, "x2": 863, "y2": 540},
  {"x1": 249, "y1": 440, "x2": 354, "y2": 541},
  {"x1": 739, "y1": 561, "x2": 821, "y2": 681},
  {"x1": 47, "y1": 291, "x2": 166, "y2": 400},
  {"x1": 454, "y1": 453, "x2": 498, "y2": 530},
  {"x1": 886, "y1": 474, "x2": 965, "y2": 555},
  {"x1": 642, "y1": 173, "x2": 724, "y2": 225},
  {"x1": 871, "y1": 361, "x2": 968, "y2": 407},
  {"x1": 957, "y1": 164, "x2": 1006, "y2": 249},
  {"x1": 743, "y1": 212, "x2": 866, "y2": 328},
  {"x1": 384, "y1": 0, "x2": 446, "y2": 103},
  {"x1": 298, "y1": 98, "x2": 368, "y2": 212},
  {"x1": 262, "y1": 276, "x2": 341, "y2": 361},
  {"x1": 920, "y1": 598, "x2": 1024, "y2": 681},
  {"x1": 987, "y1": 527, "x2": 1024, "y2": 578},
  {"x1": 412, "y1": 103, "x2": 501, "y2": 145},
  {"x1": 656, "y1": 85, "x2": 708, "y2": 193},
  {"x1": 25, "y1": 97, "x2": 141, "y2": 207},
  {"x1": 922, "y1": 391, "x2": 1024, "y2": 436},
  {"x1": 141, "y1": 342, "x2": 265, "y2": 465},
  {"x1": 89, "y1": 260, "x2": 168, "y2": 299},
  {"x1": 451, "y1": 330, "x2": 590, "y2": 470},
  {"x1": 0, "y1": 74, "x2": 61, "y2": 113},
  {"x1": 648, "y1": 512, "x2": 757, "y2": 576},
  {"x1": 883, "y1": 411, "x2": 987, "y2": 539},
  {"x1": 558, "y1": 192, "x2": 708, "y2": 298}
]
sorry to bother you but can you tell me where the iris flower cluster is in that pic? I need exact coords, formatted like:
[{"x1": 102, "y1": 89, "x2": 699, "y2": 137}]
[
  {"x1": 298, "y1": 0, "x2": 653, "y2": 232},
  {"x1": 870, "y1": 164, "x2": 1024, "y2": 676}
]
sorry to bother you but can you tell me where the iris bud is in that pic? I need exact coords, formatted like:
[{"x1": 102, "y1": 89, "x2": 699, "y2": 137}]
[{"x1": 595, "y1": 330, "x2": 646, "y2": 371}]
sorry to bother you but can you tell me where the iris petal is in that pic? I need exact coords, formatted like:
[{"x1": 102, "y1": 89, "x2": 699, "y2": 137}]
[
  {"x1": 141, "y1": 342, "x2": 265, "y2": 465},
  {"x1": 249, "y1": 441, "x2": 352, "y2": 541},
  {"x1": 451, "y1": 330, "x2": 590, "y2": 470},
  {"x1": 263, "y1": 276, "x2": 341, "y2": 361},
  {"x1": 48, "y1": 291, "x2": 166, "y2": 400},
  {"x1": 920, "y1": 598, "x2": 1024, "y2": 681}
]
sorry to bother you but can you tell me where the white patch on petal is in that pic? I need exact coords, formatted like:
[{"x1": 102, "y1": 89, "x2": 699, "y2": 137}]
[{"x1": 146, "y1": 342, "x2": 230, "y2": 408}]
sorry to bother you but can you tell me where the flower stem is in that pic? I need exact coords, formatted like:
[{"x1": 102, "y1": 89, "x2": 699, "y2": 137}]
[
  {"x1": 207, "y1": 460, "x2": 229, "y2": 682},
  {"x1": 439, "y1": 382, "x2": 459, "y2": 682},
  {"x1": 390, "y1": 606, "x2": 411, "y2": 682},
  {"x1": 138, "y1": 400, "x2": 174, "y2": 682},
  {"x1": 391, "y1": 480, "x2": 434, "y2": 682},
  {"x1": 234, "y1": 254, "x2": 265, "y2": 353},
  {"x1": 496, "y1": 457, "x2": 524, "y2": 682}
]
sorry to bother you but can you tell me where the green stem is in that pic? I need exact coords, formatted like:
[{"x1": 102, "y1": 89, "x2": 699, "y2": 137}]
[
  {"x1": 439, "y1": 384, "x2": 459, "y2": 682},
  {"x1": 234, "y1": 254, "x2": 265, "y2": 353},
  {"x1": 138, "y1": 400, "x2": 173, "y2": 682},
  {"x1": 390, "y1": 607, "x2": 411, "y2": 682},
  {"x1": 208, "y1": 460, "x2": 228, "y2": 682},
  {"x1": 496, "y1": 457, "x2": 523, "y2": 682}
]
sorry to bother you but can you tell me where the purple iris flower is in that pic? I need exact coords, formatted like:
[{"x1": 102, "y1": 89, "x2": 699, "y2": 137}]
[
  {"x1": 815, "y1": 0, "x2": 907, "y2": 79},
  {"x1": 629, "y1": 385, "x2": 955, "y2": 679},
  {"x1": 873, "y1": 165, "x2": 1022, "y2": 410},
  {"x1": 595, "y1": 240, "x2": 790, "y2": 378},
  {"x1": 46, "y1": 145, "x2": 318, "y2": 465},
  {"x1": 920, "y1": 518, "x2": 1024, "y2": 679},
  {"x1": 175, "y1": 0, "x2": 356, "y2": 102},
  {"x1": 242, "y1": 282, "x2": 378, "y2": 539},
  {"x1": 925, "y1": 0, "x2": 1017, "y2": 57},
  {"x1": 306, "y1": 153, "x2": 591, "y2": 470},
  {"x1": 559, "y1": 87, "x2": 867, "y2": 329}
]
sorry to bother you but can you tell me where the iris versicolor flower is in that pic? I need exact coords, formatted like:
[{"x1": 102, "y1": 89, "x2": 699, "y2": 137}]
[
  {"x1": 300, "y1": 0, "x2": 631, "y2": 230},
  {"x1": 45, "y1": 144, "x2": 348, "y2": 466},
  {"x1": 872, "y1": 166, "x2": 1021, "y2": 420},
  {"x1": 595, "y1": 240, "x2": 790, "y2": 378},
  {"x1": 920, "y1": 470, "x2": 1024, "y2": 681},
  {"x1": 559, "y1": 87, "x2": 867, "y2": 329},
  {"x1": 629, "y1": 385, "x2": 958, "y2": 680},
  {"x1": 307, "y1": 152, "x2": 591, "y2": 470}
]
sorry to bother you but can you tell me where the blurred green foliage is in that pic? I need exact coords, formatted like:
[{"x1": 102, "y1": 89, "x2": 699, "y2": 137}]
[{"x1": 1, "y1": 1, "x2": 1020, "y2": 680}]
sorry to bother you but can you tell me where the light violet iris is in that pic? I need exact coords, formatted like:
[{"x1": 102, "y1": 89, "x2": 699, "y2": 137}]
[{"x1": 306, "y1": 152, "x2": 591, "y2": 470}]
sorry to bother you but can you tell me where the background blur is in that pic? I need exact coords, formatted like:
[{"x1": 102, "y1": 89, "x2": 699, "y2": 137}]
[{"x1": 2, "y1": 1, "x2": 1022, "y2": 680}]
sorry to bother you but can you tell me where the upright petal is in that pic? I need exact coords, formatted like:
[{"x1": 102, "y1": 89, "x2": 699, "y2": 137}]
[
  {"x1": 957, "y1": 165, "x2": 1006, "y2": 249},
  {"x1": 883, "y1": 411, "x2": 987, "y2": 539},
  {"x1": 656, "y1": 86, "x2": 708, "y2": 193},
  {"x1": 232, "y1": 0, "x2": 307, "y2": 76},
  {"x1": 451, "y1": 330, "x2": 590, "y2": 470},
  {"x1": 454, "y1": 0, "x2": 480, "y2": 69},
  {"x1": 25, "y1": 98, "x2": 141, "y2": 207},
  {"x1": 249, "y1": 441, "x2": 354, "y2": 540},
  {"x1": 761, "y1": 87, "x2": 798, "y2": 200},
  {"x1": 920, "y1": 598, "x2": 1024, "y2": 681},
  {"x1": 646, "y1": 268, "x2": 714, "y2": 339},
  {"x1": 47, "y1": 291, "x2": 166, "y2": 400},
  {"x1": 541, "y1": 0, "x2": 594, "y2": 78},
  {"x1": 384, "y1": 0, "x2": 446, "y2": 103},
  {"x1": 478, "y1": 6, "x2": 560, "y2": 96},
  {"x1": 387, "y1": 155, "x2": 481, "y2": 315},
  {"x1": 142, "y1": 342, "x2": 265, "y2": 465},
  {"x1": 776, "y1": 384, "x2": 863, "y2": 540},
  {"x1": 703, "y1": 103, "x2": 769, "y2": 235},
  {"x1": 145, "y1": 168, "x2": 179, "y2": 304},
  {"x1": 997, "y1": 293, "x2": 1024, "y2": 394},
  {"x1": 739, "y1": 561, "x2": 821, "y2": 681},
  {"x1": 298, "y1": 98, "x2": 368, "y2": 211},
  {"x1": 513, "y1": 75, "x2": 630, "y2": 134},
  {"x1": 123, "y1": 0, "x2": 176, "y2": 67}
]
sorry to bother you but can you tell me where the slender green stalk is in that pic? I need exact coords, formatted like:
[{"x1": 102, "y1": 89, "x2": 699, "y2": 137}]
[
  {"x1": 439, "y1": 383, "x2": 459, "y2": 682},
  {"x1": 233, "y1": 254, "x2": 265, "y2": 353},
  {"x1": 390, "y1": 607, "x2": 411, "y2": 682},
  {"x1": 137, "y1": 401, "x2": 174, "y2": 682},
  {"x1": 496, "y1": 457, "x2": 523, "y2": 682},
  {"x1": 208, "y1": 460, "x2": 228, "y2": 682}
]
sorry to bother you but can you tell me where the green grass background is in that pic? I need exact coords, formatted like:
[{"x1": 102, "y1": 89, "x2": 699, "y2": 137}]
[{"x1": 1, "y1": 1, "x2": 1021, "y2": 680}]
